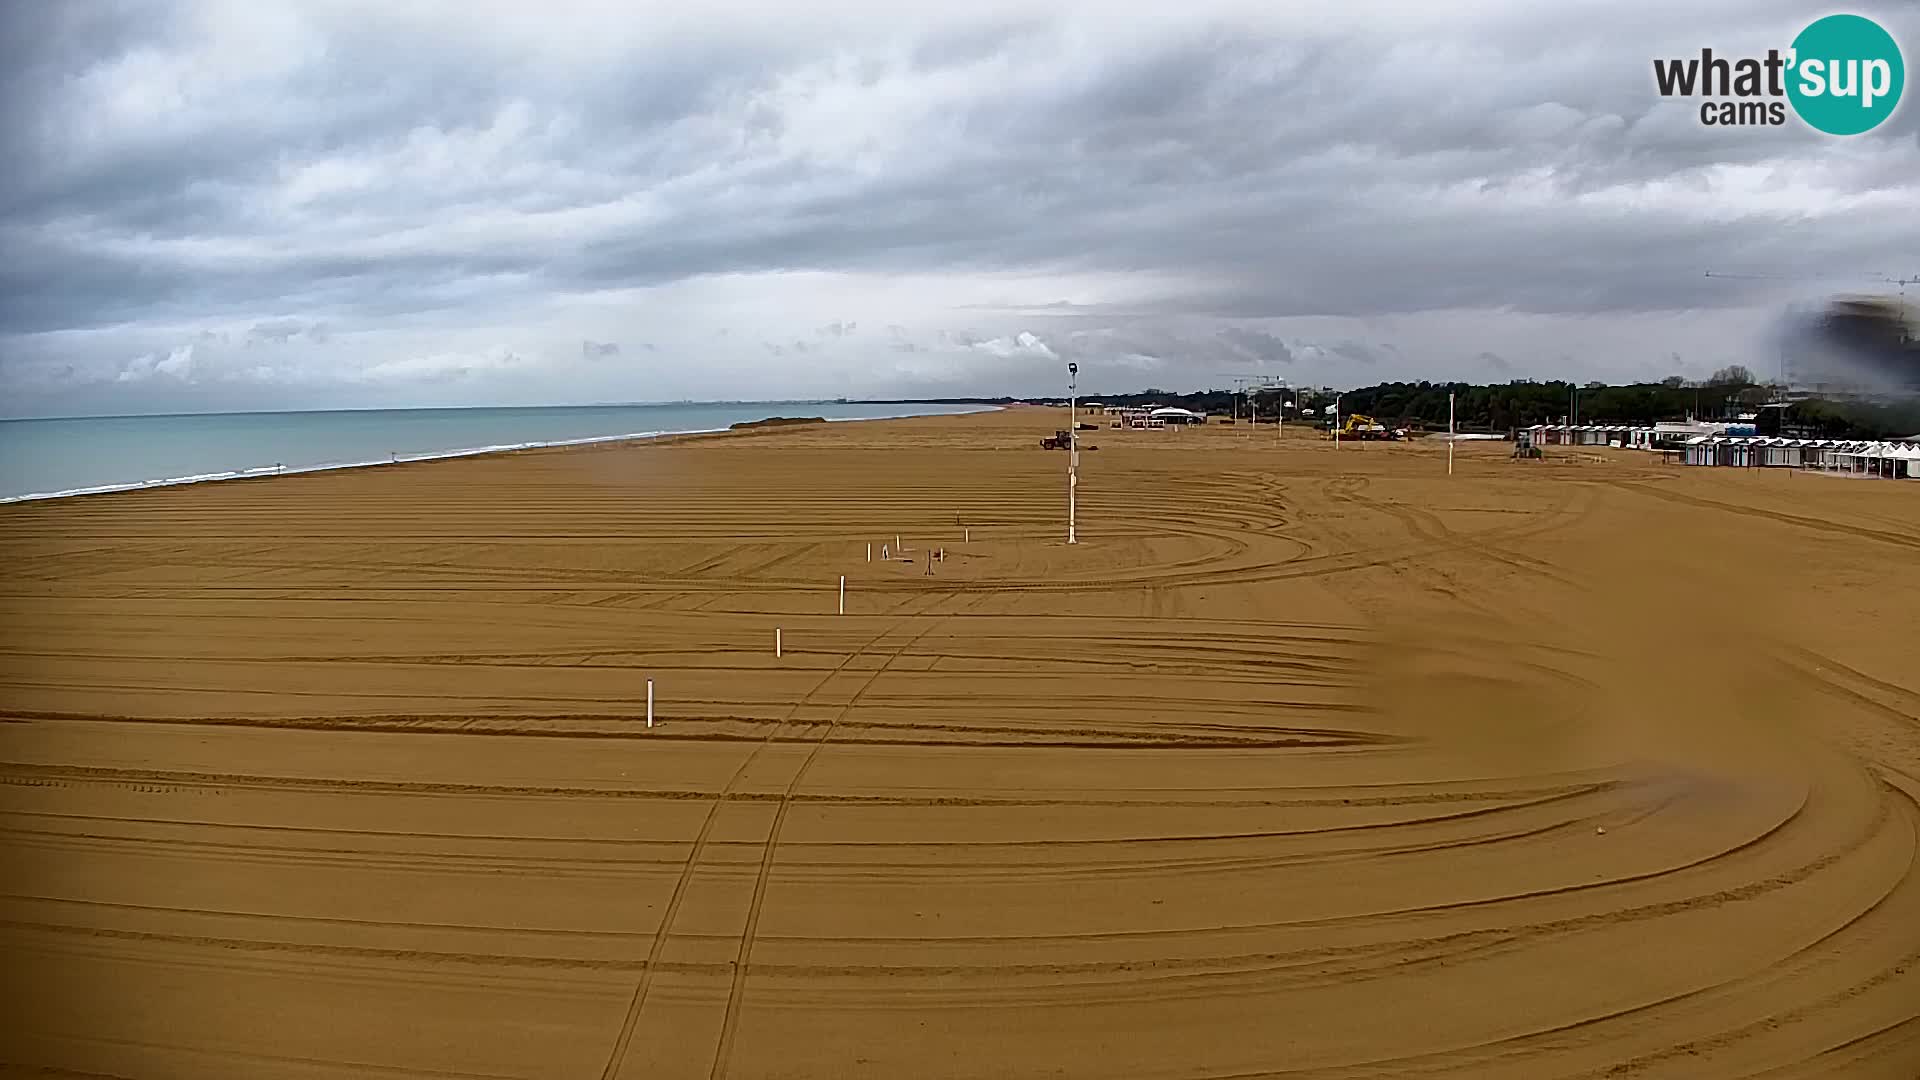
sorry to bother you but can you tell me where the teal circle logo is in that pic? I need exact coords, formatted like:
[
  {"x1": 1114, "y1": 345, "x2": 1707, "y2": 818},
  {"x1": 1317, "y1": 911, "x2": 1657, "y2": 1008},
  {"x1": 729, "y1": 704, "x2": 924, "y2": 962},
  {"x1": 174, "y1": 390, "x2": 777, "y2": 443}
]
[{"x1": 1787, "y1": 14, "x2": 1904, "y2": 135}]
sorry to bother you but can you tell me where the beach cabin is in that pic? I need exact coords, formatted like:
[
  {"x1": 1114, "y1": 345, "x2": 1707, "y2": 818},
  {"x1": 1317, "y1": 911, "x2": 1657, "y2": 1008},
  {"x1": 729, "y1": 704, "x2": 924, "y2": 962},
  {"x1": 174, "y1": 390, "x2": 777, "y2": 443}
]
[
  {"x1": 1757, "y1": 438, "x2": 1804, "y2": 468},
  {"x1": 1802, "y1": 440, "x2": 1845, "y2": 470}
]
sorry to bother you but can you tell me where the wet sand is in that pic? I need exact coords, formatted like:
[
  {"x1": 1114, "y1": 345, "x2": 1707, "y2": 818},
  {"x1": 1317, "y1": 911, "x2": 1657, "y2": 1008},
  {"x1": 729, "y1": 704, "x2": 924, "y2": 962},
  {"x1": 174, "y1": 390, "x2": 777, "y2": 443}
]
[{"x1": 2, "y1": 406, "x2": 1918, "y2": 1078}]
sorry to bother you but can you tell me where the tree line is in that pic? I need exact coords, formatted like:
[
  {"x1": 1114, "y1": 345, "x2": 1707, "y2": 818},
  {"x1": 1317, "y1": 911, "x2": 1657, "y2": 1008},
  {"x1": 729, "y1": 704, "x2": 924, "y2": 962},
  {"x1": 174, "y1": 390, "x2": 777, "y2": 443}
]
[{"x1": 871, "y1": 367, "x2": 1920, "y2": 440}]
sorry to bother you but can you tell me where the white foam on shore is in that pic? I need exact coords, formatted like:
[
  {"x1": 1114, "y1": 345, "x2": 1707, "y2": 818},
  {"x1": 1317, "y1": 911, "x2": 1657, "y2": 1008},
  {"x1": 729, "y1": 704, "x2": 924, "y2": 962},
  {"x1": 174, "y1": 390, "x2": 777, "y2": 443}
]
[{"x1": 0, "y1": 406, "x2": 997, "y2": 506}]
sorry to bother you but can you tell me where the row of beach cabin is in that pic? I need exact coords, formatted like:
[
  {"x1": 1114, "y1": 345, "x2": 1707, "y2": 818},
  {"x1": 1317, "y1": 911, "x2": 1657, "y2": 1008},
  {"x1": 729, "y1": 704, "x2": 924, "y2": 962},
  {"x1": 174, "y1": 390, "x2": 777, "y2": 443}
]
[
  {"x1": 1679, "y1": 436, "x2": 1920, "y2": 478},
  {"x1": 1520, "y1": 422, "x2": 1919, "y2": 478},
  {"x1": 1523, "y1": 421, "x2": 1754, "y2": 450}
]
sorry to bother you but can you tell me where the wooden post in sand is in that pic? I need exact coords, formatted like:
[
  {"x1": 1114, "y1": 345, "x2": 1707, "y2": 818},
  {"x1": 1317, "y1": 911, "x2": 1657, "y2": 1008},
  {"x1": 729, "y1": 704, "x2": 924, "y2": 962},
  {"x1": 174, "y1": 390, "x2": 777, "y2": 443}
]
[
  {"x1": 646, "y1": 680, "x2": 654, "y2": 728},
  {"x1": 838, "y1": 575, "x2": 845, "y2": 615},
  {"x1": 867, "y1": 543, "x2": 872, "y2": 562},
  {"x1": 965, "y1": 527, "x2": 970, "y2": 543},
  {"x1": 776, "y1": 629, "x2": 782, "y2": 657}
]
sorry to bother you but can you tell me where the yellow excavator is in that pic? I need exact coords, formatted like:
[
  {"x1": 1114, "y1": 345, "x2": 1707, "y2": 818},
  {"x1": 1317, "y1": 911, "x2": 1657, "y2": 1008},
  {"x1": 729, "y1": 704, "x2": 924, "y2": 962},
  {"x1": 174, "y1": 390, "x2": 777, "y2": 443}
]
[{"x1": 1328, "y1": 413, "x2": 1400, "y2": 441}]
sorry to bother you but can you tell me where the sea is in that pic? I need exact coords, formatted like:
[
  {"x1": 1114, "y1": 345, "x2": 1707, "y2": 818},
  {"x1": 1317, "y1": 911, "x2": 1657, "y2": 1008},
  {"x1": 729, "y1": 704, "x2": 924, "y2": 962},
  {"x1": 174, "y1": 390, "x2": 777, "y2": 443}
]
[{"x1": 0, "y1": 401, "x2": 990, "y2": 504}]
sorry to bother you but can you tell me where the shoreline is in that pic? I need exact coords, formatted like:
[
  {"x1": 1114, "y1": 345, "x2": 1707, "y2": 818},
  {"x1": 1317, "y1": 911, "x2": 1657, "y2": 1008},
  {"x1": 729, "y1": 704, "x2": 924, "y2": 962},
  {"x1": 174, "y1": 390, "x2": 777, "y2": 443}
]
[{"x1": 0, "y1": 404, "x2": 1000, "y2": 507}]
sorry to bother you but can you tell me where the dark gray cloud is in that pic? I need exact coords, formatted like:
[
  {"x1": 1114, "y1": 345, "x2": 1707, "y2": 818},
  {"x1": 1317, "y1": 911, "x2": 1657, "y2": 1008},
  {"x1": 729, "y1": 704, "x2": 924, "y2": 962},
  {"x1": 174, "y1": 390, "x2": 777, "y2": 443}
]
[
  {"x1": 3, "y1": 0, "x2": 1917, "y2": 414},
  {"x1": 1216, "y1": 327, "x2": 1296, "y2": 366}
]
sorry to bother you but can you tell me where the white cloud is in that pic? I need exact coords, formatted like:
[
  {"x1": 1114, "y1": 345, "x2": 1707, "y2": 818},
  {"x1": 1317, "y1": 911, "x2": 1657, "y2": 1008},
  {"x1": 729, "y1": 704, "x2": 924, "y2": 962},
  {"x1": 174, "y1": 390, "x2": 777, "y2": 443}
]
[
  {"x1": 116, "y1": 344, "x2": 197, "y2": 382},
  {"x1": 971, "y1": 331, "x2": 1057, "y2": 360},
  {"x1": 351, "y1": 346, "x2": 538, "y2": 384},
  {"x1": 154, "y1": 344, "x2": 196, "y2": 378}
]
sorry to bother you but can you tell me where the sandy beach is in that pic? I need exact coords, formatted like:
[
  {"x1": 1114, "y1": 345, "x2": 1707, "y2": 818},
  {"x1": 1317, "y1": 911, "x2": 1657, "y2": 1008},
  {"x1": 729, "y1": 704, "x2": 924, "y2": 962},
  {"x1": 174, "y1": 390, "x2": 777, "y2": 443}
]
[{"x1": 2, "y1": 405, "x2": 1917, "y2": 1079}]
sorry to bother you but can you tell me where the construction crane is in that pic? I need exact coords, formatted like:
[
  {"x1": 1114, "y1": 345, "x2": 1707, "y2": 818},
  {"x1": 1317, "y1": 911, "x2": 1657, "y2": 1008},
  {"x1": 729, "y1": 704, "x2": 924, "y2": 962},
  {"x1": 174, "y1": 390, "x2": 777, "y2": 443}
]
[{"x1": 1220, "y1": 375, "x2": 1291, "y2": 436}]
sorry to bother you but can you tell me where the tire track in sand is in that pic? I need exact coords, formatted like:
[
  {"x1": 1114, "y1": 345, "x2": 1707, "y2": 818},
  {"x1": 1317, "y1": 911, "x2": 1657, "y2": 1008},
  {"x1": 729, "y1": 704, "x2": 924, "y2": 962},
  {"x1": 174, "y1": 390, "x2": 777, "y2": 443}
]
[
  {"x1": 595, "y1": 592, "x2": 953, "y2": 1080},
  {"x1": 706, "y1": 594, "x2": 981, "y2": 1079}
]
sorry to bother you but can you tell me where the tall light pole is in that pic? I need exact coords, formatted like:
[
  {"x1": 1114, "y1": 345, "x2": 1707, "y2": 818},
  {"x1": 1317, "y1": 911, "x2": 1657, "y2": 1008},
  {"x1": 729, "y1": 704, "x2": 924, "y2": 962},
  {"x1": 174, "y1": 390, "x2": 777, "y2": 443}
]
[{"x1": 1067, "y1": 362, "x2": 1078, "y2": 545}]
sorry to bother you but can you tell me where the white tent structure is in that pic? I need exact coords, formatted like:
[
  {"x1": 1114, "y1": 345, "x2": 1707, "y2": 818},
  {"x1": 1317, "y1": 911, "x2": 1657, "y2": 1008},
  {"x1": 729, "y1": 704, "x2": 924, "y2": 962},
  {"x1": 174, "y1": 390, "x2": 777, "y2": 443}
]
[
  {"x1": 1820, "y1": 441, "x2": 1920, "y2": 479},
  {"x1": 1884, "y1": 443, "x2": 1920, "y2": 479},
  {"x1": 1148, "y1": 407, "x2": 1207, "y2": 426}
]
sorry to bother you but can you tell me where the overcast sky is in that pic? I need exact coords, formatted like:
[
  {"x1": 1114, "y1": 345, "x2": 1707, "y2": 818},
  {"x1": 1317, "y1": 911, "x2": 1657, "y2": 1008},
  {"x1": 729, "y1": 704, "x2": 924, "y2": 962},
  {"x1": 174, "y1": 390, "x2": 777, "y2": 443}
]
[{"x1": 3, "y1": 0, "x2": 1916, "y2": 417}]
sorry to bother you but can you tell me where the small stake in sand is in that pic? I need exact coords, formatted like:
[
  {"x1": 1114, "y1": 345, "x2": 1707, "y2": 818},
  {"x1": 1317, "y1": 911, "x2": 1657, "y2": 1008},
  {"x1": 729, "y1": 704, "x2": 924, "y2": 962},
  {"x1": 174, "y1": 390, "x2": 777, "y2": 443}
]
[
  {"x1": 776, "y1": 628, "x2": 782, "y2": 657},
  {"x1": 838, "y1": 575, "x2": 845, "y2": 615},
  {"x1": 646, "y1": 679, "x2": 654, "y2": 728},
  {"x1": 964, "y1": 527, "x2": 970, "y2": 543},
  {"x1": 867, "y1": 543, "x2": 872, "y2": 562}
]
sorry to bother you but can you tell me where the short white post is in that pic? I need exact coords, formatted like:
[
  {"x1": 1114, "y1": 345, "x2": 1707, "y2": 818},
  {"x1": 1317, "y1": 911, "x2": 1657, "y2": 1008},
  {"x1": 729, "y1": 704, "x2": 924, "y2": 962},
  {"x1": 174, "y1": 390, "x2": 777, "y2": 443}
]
[
  {"x1": 776, "y1": 628, "x2": 782, "y2": 657},
  {"x1": 1448, "y1": 392, "x2": 1456, "y2": 477},
  {"x1": 838, "y1": 575, "x2": 845, "y2": 615},
  {"x1": 895, "y1": 534, "x2": 901, "y2": 552},
  {"x1": 867, "y1": 543, "x2": 872, "y2": 562},
  {"x1": 964, "y1": 527, "x2": 970, "y2": 543},
  {"x1": 646, "y1": 679, "x2": 654, "y2": 728}
]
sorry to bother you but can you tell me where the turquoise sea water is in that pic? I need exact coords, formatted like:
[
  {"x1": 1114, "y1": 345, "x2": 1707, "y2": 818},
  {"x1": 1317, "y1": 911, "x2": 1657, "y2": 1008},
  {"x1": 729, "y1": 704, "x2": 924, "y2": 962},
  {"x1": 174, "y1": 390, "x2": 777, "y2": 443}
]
[{"x1": 0, "y1": 402, "x2": 988, "y2": 503}]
